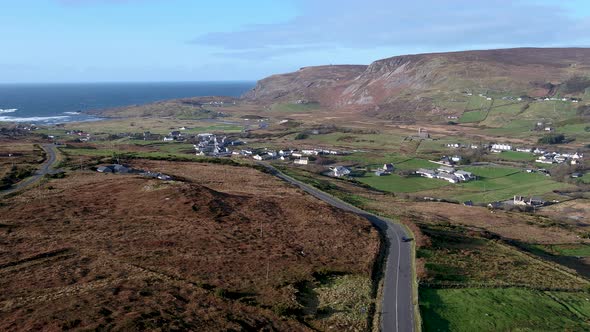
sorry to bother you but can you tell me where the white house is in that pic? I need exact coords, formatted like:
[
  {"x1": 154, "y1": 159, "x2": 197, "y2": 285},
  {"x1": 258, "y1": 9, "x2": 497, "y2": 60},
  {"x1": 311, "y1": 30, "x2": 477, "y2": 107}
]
[
  {"x1": 301, "y1": 149, "x2": 319, "y2": 156},
  {"x1": 383, "y1": 163, "x2": 395, "y2": 173},
  {"x1": 455, "y1": 170, "x2": 474, "y2": 182},
  {"x1": 416, "y1": 168, "x2": 437, "y2": 179},
  {"x1": 491, "y1": 143, "x2": 512, "y2": 152},
  {"x1": 438, "y1": 166, "x2": 456, "y2": 174},
  {"x1": 437, "y1": 172, "x2": 459, "y2": 183},
  {"x1": 516, "y1": 148, "x2": 532, "y2": 153},
  {"x1": 294, "y1": 157, "x2": 309, "y2": 165},
  {"x1": 329, "y1": 166, "x2": 351, "y2": 177},
  {"x1": 163, "y1": 136, "x2": 175, "y2": 142}
]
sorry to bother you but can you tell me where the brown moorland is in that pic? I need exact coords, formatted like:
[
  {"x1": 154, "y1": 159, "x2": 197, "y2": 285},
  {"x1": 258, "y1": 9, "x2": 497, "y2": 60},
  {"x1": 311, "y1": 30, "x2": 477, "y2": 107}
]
[{"x1": 0, "y1": 162, "x2": 380, "y2": 331}]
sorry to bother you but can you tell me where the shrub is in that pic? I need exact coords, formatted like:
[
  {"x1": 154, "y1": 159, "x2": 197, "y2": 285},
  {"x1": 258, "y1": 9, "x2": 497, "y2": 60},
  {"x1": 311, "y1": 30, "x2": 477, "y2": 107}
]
[
  {"x1": 294, "y1": 132, "x2": 309, "y2": 140},
  {"x1": 538, "y1": 133, "x2": 567, "y2": 145}
]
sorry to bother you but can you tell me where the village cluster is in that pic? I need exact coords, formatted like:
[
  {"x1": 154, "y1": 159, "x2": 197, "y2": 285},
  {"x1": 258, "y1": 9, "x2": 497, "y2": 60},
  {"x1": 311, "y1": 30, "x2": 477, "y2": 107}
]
[
  {"x1": 464, "y1": 92, "x2": 581, "y2": 103},
  {"x1": 445, "y1": 142, "x2": 584, "y2": 166}
]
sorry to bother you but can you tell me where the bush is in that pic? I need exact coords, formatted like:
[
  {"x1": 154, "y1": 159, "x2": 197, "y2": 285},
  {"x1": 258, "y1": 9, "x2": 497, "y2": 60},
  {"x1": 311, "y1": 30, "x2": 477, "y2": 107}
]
[
  {"x1": 538, "y1": 133, "x2": 567, "y2": 145},
  {"x1": 294, "y1": 132, "x2": 309, "y2": 140}
]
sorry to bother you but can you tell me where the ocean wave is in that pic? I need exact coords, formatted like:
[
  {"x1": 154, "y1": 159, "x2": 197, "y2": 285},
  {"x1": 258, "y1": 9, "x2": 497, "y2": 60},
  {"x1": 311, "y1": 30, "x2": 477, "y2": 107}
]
[
  {"x1": 63, "y1": 111, "x2": 82, "y2": 115},
  {"x1": 0, "y1": 115, "x2": 70, "y2": 123},
  {"x1": 0, "y1": 109, "x2": 17, "y2": 114}
]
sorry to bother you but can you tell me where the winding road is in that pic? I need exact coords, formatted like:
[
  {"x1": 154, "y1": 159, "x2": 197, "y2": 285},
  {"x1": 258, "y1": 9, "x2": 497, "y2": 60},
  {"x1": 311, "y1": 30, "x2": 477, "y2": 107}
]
[
  {"x1": 0, "y1": 143, "x2": 60, "y2": 196},
  {"x1": 259, "y1": 163, "x2": 416, "y2": 332}
]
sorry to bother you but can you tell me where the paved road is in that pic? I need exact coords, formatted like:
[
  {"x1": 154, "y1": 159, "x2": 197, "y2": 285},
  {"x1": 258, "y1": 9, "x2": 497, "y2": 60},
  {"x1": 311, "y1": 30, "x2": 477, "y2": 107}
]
[
  {"x1": 259, "y1": 163, "x2": 415, "y2": 332},
  {"x1": 0, "y1": 144, "x2": 60, "y2": 196}
]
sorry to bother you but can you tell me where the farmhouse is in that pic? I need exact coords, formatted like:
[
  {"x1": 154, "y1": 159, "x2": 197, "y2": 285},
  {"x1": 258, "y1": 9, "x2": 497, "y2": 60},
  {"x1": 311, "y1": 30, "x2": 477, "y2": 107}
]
[
  {"x1": 455, "y1": 170, "x2": 474, "y2": 182},
  {"x1": 437, "y1": 172, "x2": 459, "y2": 183},
  {"x1": 329, "y1": 166, "x2": 351, "y2": 178},
  {"x1": 416, "y1": 167, "x2": 474, "y2": 184}
]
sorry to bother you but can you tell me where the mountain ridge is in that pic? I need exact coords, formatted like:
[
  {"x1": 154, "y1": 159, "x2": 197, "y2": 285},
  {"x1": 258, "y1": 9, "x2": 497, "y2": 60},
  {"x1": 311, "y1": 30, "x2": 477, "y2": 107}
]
[{"x1": 243, "y1": 47, "x2": 590, "y2": 120}]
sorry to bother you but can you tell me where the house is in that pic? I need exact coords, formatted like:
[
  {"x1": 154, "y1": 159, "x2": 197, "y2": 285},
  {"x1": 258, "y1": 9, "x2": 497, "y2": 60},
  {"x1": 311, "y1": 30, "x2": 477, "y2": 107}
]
[
  {"x1": 157, "y1": 174, "x2": 172, "y2": 181},
  {"x1": 418, "y1": 128, "x2": 430, "y2": 139},
  {"x1": 97, "y1": 166, "x2": 114, "y2": 173},
  {"x1": 488, "y1": 202, "x2": 503, "y2": 209},
  {"x1": 463, "y1": 200, "x2": 474, "y2": 206},
  {"x1": 383, "y1": 163, "x2": 395, "y2": 173},
  {"x1": 440, "y1": 156, "x2": 453, "y2": 166},
  {"x1": 170, "y1": 131, "x2": 182, "y2": 137},
  {"x1": 97, "y1": 164, "x2": 133, "y2": 174},
  {"x1": 535, "y1": 156, "x2": 554, "y2": 164},
  {"x1": 329, "y1": 166, "x2": 351, "y2": 177},
  {"x1": 294, "y1": 157, "x2": 309, "y2": 165},
  {"x1": 416, "y1": 168, "x2": 437, "y2": 179},
  {"x1": 438, "y1": 166, "x2": 456, "y2": 174},
  {"x1": 375, "y1": 170, "x2": 389, "y2": 176},
  {"x1": 451, "y1": 155, "x2": 462, "y2": 163},
  {"x1": 516, "y1": 147, "x2": 532, "y2": 153},
  {"x1": 513, "y1": 196, "x2": 546, "y2": 207},
  {"x1": 113, "y1": 164, "x2": 131, "y2": 174},
  {"x1": 301, "y1": 149, "x2": 319, "y2": 156},
  {"x1": 454, "y1": 170, "x2": 474, "y2": 182},
  {"x1": 491, "y1": 143, "x2": 512, "y2": 152},
  {"x1": 141, "y1": 171, "x2": 172, "y2": 181},
  {"x1": 253, "y1": 154, "x2": 272, "y2": 161},
  {"x1": 571, "y1": 172, "x2": 583, "y2": 178},
  {"x1": 163, "y1": 136, "x2": 175, "y2": 142},
  {"x1": 437, "y1": 172, "x2": 459, "y2": 183}
]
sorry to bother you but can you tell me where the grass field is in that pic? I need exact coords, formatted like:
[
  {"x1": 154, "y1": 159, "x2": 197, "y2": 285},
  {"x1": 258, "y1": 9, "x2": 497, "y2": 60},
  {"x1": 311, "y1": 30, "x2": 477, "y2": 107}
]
[
  {"x1": 418, "y1": 225, "x2": 587, "y2": 289},
  {"x1": 529, "y1": 244, "x2": 590, "y2": 258},
  {"x1": 358, "y1": 173, "x2": 451, "y2": 193},
  {"x1": 352, "y1": 165, "x2": 572, "y2": 201},
  {"x1": 459, "y1": 110, "x2": 487, "y2": 123},
  {"x1": 420, "y1": 288, "x2": 590, "y2": 332},
  {"x1": 270, "y1": 102, "x2": 321, "y2": 113},
  {"x1": 494, "y1": 151, "x2": 536, "y2": 162},
  {"x1": 415, "y1": 166, "x2": 573, "y2": 203},
  {"x1": 310, "y1": 132, "x2": 408, "y2": 150}
]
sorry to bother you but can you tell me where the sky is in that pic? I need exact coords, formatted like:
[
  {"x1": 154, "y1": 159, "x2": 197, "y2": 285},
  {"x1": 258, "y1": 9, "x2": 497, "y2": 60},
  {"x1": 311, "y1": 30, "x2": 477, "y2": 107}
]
[{"x1": 2, "y1": 0, "x2": 590, "y2": 83}]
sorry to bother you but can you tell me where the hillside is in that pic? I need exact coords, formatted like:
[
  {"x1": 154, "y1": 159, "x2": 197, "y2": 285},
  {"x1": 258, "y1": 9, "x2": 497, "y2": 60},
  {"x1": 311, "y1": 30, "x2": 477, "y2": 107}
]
[
  {"x1": 242, "y1": 65, "x2": 368, "y2": 105},
  {"x1": 0, "y1": 162, "x2": 379, "y2": 331},
  {"x1": 245, "y1": 48, "x2": 590, "y2": 121}
]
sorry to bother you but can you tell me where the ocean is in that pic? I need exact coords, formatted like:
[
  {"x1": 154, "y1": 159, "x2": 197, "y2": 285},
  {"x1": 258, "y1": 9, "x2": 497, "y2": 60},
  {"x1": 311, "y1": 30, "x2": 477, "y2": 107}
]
[{"x1": 0, "y1": 82, "x2": 255, "y2": 124}]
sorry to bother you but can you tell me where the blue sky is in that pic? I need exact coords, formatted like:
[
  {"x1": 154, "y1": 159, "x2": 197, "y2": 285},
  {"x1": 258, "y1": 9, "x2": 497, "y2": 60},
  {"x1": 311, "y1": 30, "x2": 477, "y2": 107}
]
[{"x1": 2, "y1": 0, "x2": 590, "y2": 83}]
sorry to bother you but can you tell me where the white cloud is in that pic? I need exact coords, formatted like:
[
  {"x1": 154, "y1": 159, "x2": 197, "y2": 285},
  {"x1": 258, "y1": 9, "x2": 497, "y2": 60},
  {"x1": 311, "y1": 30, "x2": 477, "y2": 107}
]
[{"x1": 192, "y1": 0, "x2": 590, "y2": 57}]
